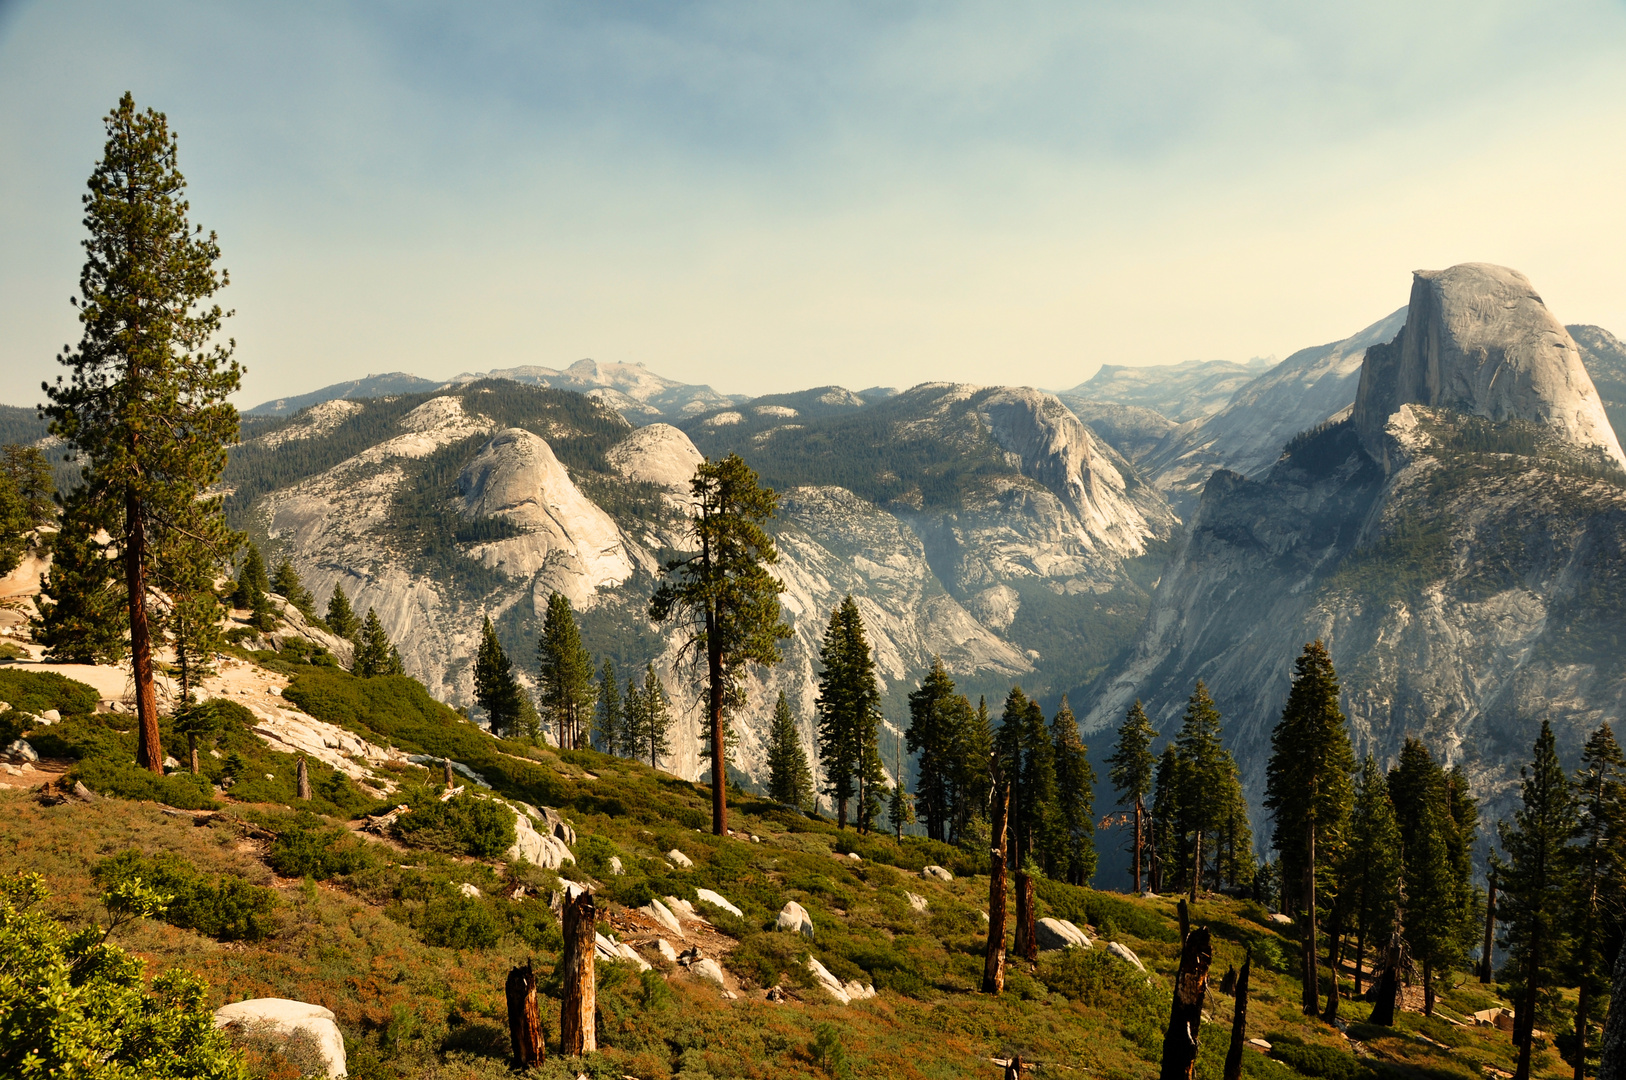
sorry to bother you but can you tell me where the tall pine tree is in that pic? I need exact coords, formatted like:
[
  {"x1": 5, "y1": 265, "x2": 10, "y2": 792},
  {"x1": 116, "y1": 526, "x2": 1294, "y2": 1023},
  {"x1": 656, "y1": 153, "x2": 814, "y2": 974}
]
[
  {"x1": 596, "y1": 660, "x2": 624, "y2": 756},
  {"x1": 1264, "y1": 641, "x2": 1356, "y2": 1015},
  {"x1": 1500, "y1": 720, "x2": 1578, "y2": 1080},
  {"x1": 1150, "y1": 743, "x2": 1182, "y2": 894},
  {"x1": 474, "y1": 617, "x2": 525, "y2": 737},
  {"x1": 271, "y1": 559, "x2": 315, "y2": 621},
  {"x1": 537, "y1": 591, "x2": 595, "y2": 750},
  {"x1": 1108, "y1": 699, "x2": 1159, "y2": 893},
  {"x1": 1389, "y1": 738, "x2": 1474, "y2": 1015},
  {"x1": 767, "y1": 690, "x2": 814, "y2": 809},
  {"x1": 1051, "y1": 697, "x2": 1097, "y2": 886},
  {"x1": 353, "y1": 608, "x2": 397, "y2": 677},
  {"x1": 907, "y1": 657, "x2": 962, "y2": 843},
  {"x1": 325, "y1": 582, "x2": 358, "y2": 640},
  {"x1": 1342, "y1": 755, "x2": 1403, "y2": 994},
  {"x1": 815, "y1": 597, "x2": 885, "y2": 831},
  {"x1": 33, "y1": 491, "x2": 126, "y2": 662},
  {"x1": 1567, "y1": 724, "x2": 1626, "y2": 1080},
  {"x1": 626, "y1": 662, "x2": 672, "y2": 770},
  {"x1": 1174, "y1": 681, "x2": 1228, "y2": 900}
]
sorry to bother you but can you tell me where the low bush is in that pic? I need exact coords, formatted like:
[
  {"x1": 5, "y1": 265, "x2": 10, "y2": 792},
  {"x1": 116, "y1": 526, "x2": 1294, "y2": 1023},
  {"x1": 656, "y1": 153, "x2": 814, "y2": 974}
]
[
  {"x1": 392, "y1": 793, "x2": 516, "y2": 858},
  {"x1": 1040, "y1": 945, "x2": 1141, "y2": 1007},
  {"x1": 267, "y1": 814, "x2": 378, "y2": 879},
  {"x1": 1266, "y1": 1034, "x2": 1372, "y2": 1080},
  {"x1": 71, "y1": 757, "x2": 219, "y2": 810},
  {"x1": 0, "y1": 668, "x2": 100, "y2": 718},
  {"x1": 408, "y1": 891, "x2": 503, "y2": 949},
  {"x1": 1033, "y1": 877, "x2": 1179, "y2": 942},
  {"x1": 93, "y1": 849, "x2": 276, "y2": 941}
]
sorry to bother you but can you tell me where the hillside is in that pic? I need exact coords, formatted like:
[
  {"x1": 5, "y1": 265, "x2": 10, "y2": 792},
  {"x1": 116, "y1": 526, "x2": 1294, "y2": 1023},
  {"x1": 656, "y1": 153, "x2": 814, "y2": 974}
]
[{"x1": 0, "y1": 652, "x2": 1556, "y2": 1080}]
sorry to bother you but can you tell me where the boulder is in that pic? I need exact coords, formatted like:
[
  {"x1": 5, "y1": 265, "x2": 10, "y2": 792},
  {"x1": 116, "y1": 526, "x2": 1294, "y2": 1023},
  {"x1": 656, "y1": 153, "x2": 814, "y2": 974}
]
[
  {"x1": 905, "y1": 892, "x2": 928, "y2": 913},
  {"x1": 608, "y1": 855, "x2": 624, "y2": 876},
  {"x1": 214, "y1": 999, "x2": 346, "y2": 1079},
  {"x1": 4, "y1": 739, "x2": 37, "y2": 763},
  {"x1": 1035, "y1": 917, "x2": 1091, "y2": 951},
  {"x1": 458, "y1": 883, "x2": 480, "y2": 898},
  {"x1": 695, "y1": 888, "x2": 743, "y2": 919},
  {"x1": 806, "y1": 957, "x2": 853, "y2": 1005},
  {"x1": 690, "y1": 957, "x2": 727, "y2": 986},
  {"x1": 1107, "y1": 941, "x2": 1145, "y2": 971},
  {"x1": 507, "y1": 810, "x2": 574, "y2": 869},
  {"x1": 540, "y1": 806, "x2": 576, "y2": 845},
  {"x1": 1268, "y1": 913, "x2": 1292, "y2": 926},
  {"x1": 163, "y1": 756, "x2": 181, "y2": 772},
  {"x1": 642, "y1": 898, "x2": 684, "y2": 938},
  {"x1": 777, "y1": 900, "x2": 815, "y2": 938},
  {"x1": 922, "y1": 865, "x2": 953, "y2": 882},
  {"x1": 594, "y1": 932, "x2": 621, "y2": 963},
  {"x1": 667, "y1": 848, "x2": 693, "y2": 869},
  {"x1": 844, "y1": 980, "x2": 877, "y2": 1001},
  {"x1": 616, "y1": 942, "x2": 652, "y2": 971},
  {"x1": 41, "y1": 709, "x2": 60, "y2": 723},
  {"x1": 666, "y1": 896, "x2": 700, "y2": 922},
  {"x1": 1473, "y1": 1008, "x2": 1516, "y2": 1032},
  {"x1": 656, "y1": 938, "x2": 679, "y2": 962}
]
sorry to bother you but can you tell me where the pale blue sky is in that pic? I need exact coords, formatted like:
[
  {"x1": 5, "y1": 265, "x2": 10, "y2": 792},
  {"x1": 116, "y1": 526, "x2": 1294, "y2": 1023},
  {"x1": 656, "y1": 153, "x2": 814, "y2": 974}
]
[{"x1": 5, "y1": 1, "x2": 1626, "y2": 406}]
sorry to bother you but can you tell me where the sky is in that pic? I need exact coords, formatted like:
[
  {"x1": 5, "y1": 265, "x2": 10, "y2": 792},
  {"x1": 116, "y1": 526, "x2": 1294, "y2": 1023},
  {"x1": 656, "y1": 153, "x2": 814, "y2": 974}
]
[{"x1": 5, "y1": 2, "x2": 1626, "y2": 409}]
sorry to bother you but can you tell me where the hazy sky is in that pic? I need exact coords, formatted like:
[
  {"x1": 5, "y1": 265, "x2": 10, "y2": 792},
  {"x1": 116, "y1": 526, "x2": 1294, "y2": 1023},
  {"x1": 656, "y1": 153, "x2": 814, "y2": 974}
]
[{"x1": 5, "y1": 1, "x2": 1626, "y2": 408}]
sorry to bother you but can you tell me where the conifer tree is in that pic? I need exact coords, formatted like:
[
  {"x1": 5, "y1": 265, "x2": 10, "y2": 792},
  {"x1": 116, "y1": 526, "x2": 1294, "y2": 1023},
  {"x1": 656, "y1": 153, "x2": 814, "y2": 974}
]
[
  {"x1": 815, "y1": 597, "x2": 885, "y2": 831},
  {"x1": 1265, "y1": 641, "x2": 1356, "y2": 1015},
  {"x1": 1108, "y1": 699, "x2": 1159, "y2": 892},
  {"x1": 353, "y1": 608, "x2": 396, "y2": 677},
  {"x1": 1567, "y1": 724, "x2": 1626, "y2": 1080},
  {"x1": 33, "y1": 493, "x2": 126, "y2": 662},
  {"x1": 950, "y1": 694, "x2": 993, "y2": 846},
  {"x1": 1389, "y1": 737, "x2": 1475, "y2": 1014},
  {"x1": 474, "y1": 616, "x2": 525, "y2": 736},
  {"x1": 1500, "y1": 720, "x2": 1579, "y2": 1080},
  {"x1": 0, "y1": 444, "x2": 53, "y2": 576},
  {"x1": 767, "y1": 690, "x2": 814, "y2": 809},
  {"x1": 596, "y1": 659, "x2": 623, "y2": 756},
  {"x1": 42, "y1": 95, "x2": 241, "y2": 773},
  {"x1": 1174, "y1": 681, "x2": 1229, "y2": 900},
  {"x1": 271, "y1": 558, "x2": 316, "y2": 620},
  {"x1": 1343, "y1": 755, "x2": 1403, "y2": 993},
  {"x1": 232, "y1": 543, "x2": 269, "y2": 609},
  {"x1": 537, "y1": 591, "x2": 595, "y2": 749},
  {"x1": 628, "y1": 662, "x2": 671, "y2": 770},
  {"x1": 325, "y1": 582, "x2": 358, "y2": 640},
  {"x1": 650, "y1": 453, "x2": 791, "y2": 836},
  {"x1": 1019, "y1": 693, "x2": 1061, "y2": 876},
  {"x1": 1051, "y1": 697, "x2": 1096, "y2": 886},
  {"x1": 1214, "y1": 762, "x2": 1255, "y2": 892},
  {"x1": 907, "y1": 657, "x2": 962, "y2": 842},
  {"x1": 1151, "y1": 743, "x2": 1182, "y2": 894},
  {"x1": 888, "y1": 736, "x2": 915, "y2": 842}
]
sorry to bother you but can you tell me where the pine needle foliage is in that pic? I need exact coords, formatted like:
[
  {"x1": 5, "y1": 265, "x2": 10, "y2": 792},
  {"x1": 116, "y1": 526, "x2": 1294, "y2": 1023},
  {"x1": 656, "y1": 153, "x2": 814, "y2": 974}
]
[
  {"x1": 1107, "y1": 699, "x2": 1159, "y2": 891},
  {"x1": 815, "y1": 596, "x2": 886, "y2": 832},
  {"x1": 537, "y1": 591, "x2": 595, "y2": 750},
  {"x1": 767, "y1": 690, "x2": 814, "y2": 810}
]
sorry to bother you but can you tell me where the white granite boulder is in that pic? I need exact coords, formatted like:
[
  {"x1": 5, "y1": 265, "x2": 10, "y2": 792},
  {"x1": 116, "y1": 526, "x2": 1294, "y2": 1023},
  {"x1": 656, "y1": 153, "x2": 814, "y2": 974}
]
[
  {"x1": 922, "y1": 865, "x2": 953, "y2": 882},
  {"x1": 642, "y1": 897, "x2": 684, "y2": 938},
  {"x1": 777, "y1": 900, "x2": 815, "y2": 938},
  {"x1": 905, "y1": 892, "x2": 928, "y2": 913},
  {"x1": 695, "y1": 888, "x2": 742, "y2": 919},
  {"x1": 214, "y1": 999, "x2": 346, "y2": 1079},
  {"x1": 690, "y1": 957, "x2": 727, "y2": 986},
  {"x1": 667, "y1": 848, "x2": 693, "y2": 869},
  {"x1": 507, "y1": 810, "x2": 574, "y2": 869},
  {"x1": 1035, "y1": 917, "x2": 1091, "y2": 952},
  {"x1": 1107, "y1": 941, "x2": 1146, "y2": 971}
]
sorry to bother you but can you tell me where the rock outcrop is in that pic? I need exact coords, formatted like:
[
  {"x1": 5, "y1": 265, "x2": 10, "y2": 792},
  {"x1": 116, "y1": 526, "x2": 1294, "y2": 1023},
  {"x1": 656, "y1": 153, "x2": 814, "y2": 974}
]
[
  {"x1": 606, "y1": 423, "x2": 704, "y2": 490},
  {"x1": 214, "y1": 999, "x2": 346, "y2": 1079}
]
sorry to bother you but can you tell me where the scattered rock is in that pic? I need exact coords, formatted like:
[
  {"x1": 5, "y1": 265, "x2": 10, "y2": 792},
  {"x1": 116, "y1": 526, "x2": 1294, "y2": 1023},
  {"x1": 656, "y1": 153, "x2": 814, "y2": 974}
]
[
  {"x1": 845, "y1": 980, "x2": 877, "y2": 1001},
  {"x1": 214, "y1": 999, "x2": 346, "y2": 1079},
  {"x1": 163, "y1": 756, "x2": 183, "y2": 771},
  {"x1": 666, "y1": 896, "x2": 701, "y2": 922},
  {"x1": 540, "y1": 806, "x2": 576, "y2": 845},
  {"x1": 906, "y1": 892, "x2": 929, "y2": 913},
  {"x1": 1268, "y1": 913, "x2": 1292, "y2": 925},
  {"x1": 1107, "y1": 941, "x2": 1146, "y2": 971},
  {"x1": 690, "y1": 958, "x2": 727, "y2": 986},
  {"x1": 777, "y1": 900, "x2": 815, "y2": 938},
  {"x1": 656, "y1": 939, "x2": 679, "y2": 962},
  {"x1": 508, "y1": 807, "x2": 575, "y2": 869},
  {"x1": 458, "y1": 883, "x2": 480, "y2": 898},
  {"x1": 922, "y1": 865, "x2": 953, "y2": 882},
  {"x1": 41, "y1": 709, "x2": 60, "y2": 723},
  {"x1": 667, "y1": 848, "x2": 693, "y2": 869},
  {"x1": 1035, "y1": 917, "x2": 1091, "y2": 951},
  {"x1": 807, "y1": 957, "x2": 854, "y2": 1004},
  {"x1": 1247, "y1": 1039, "x2": 1272, "y2": 1053},
  {"x1": 1473, "y1": 1007, "x2": 1516, "y2": 1032},
  {"x1": 695, "y1": 888, "x2": 743, "y2": 919},
  {"x1": 750, "y1": 835, "x2": 760, "y2": 843},
  {"x1": 72, "y1": 781, "x2": 99, "y2": 802},
  {"x1": 608, "y1": 855, "x2": 624, "y2": 875},
  {"x1": 642, "y1": 898, "x2": 684, "y2": 938},
  {"x1": 766, "y1": 985, "x2": 786, "y2": 1002},
  {"x1": 847, "y1": 852, "x2": 862, "y2": 862},
  {"x1": 616, "y1": 942, "x2": 652, "y2": 971},
  {"x1": 3, "y1": 739, "x2": 37, "y2": 763},
  {"x1": 981, "y1": 911, "x2": 990, "y2": 923}
]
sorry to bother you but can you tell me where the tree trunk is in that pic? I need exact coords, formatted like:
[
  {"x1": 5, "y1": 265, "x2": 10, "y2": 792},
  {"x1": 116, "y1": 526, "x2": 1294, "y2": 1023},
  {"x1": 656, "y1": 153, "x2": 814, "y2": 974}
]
[
  {"x1": 444, "y1": 758, "x2": 454, "y2": 787},
  {"x1": 1301, "y1": 820, "x2": 1319, "y2": 1015},
  {"x1": 1423, "y1": 959, "x2": 1434, "y2": 1018},
  {"x1": 125, "y1": 491, "x2": 162, "y2": 774},
  {"x1": 1354, "y1": 926, "x2": 1365, "y2": 996},
  {"x1": 560, "y1": 889, "x2": 597, "y2": 1056},
  {"x1": 1004, "y1": 1054, "x2": 1025, "y2": 1080},
  {"x1": 296, "y1": 756, "x2": 311, "y2": 800},
  {"x1": 1323, "y1": 905, "x2": 1343, "y2": 1023},
  {"x1": 1190, "y1": 828, "x2": 1202, "y2": 902},
  {"x1": 505, "y1": 961, "x2": 544, "y2": 1068},
  {"x1": 1223, "y1": 957, "x2": 1252, "y2": 1080},
  {"x1": 1596, "y1": 940, "x2": 1626, "y2": 1080},
  {"x1": 1577, "y1": 981, "x2": 1591, "y2": 1080},
  {"x1": 706, "y1": 607, "x2": 726, "y2": 837},
  {"x1": 189, "y1": 734, "x2": 199, "y2": 777},
  {"x1": 1516, "y1": 937, "x2": 1541, "y2": 1080},
  {"x1": 1134, "y1": 799, "x2": 1144, "y2": 893},
  {"x1": 1370, "y1": 931, "x2": 1402, "y2": 1027},
  {"x1": 1482, "y1": 870, "x2": 1498, "y2": 984},
  {"x1": 982, "y1": 779, "x2": 1010, "y2": 995},
  {"x1": 1015, "y1": 868, "x2": 1037, "y2": 963},
  {"x1": 1159, "y1": 925, "x2": 1214, "y2": 1080}
]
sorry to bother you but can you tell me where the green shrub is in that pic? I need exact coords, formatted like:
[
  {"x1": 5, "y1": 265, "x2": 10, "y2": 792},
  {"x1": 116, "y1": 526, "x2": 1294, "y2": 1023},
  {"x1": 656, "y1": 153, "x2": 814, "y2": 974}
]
[
  {"x1": 727, "y1": 932, "x2": 813, "y2": 989},
  {"x1": 0, "y1": 668, "x2": 100, "y2": 717},
  {"x1": 1266, "y1": 1034, "x2": 1371, "y2": 1080},
  {"x1": 392, "y1": 793, "x2": 516, "y2": 858},
  {"x1": 71, "y1": 758, "x2": 219, "y2": 810},
  {"x1": 93, "y1": 849, "x2": 276, "y2": 942},
  {"x1": 1040, "y1": 944, "x2": 1140, "y2": 1006},
  {"x1": 411, "y1": 892, "x2": 502, "y2": 949},
  {"x1": 1249, "y1": 933, "x2": 1293, "y2": 973},
  {"x1": 809, "y1": 1022, "x2": 850, "y2": 1079},
  {"x1": 1033, "y1": 877, "x2": 1178, "y2": 942},
  {"x1": 267, "y1": 815, "x2": 378, "y2": 879}
]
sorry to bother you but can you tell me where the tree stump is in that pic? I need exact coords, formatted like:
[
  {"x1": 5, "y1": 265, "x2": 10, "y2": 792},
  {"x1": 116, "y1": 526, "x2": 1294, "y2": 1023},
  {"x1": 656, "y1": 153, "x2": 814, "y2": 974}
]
[
  {"x1": 1369, "y1": 930, "x2": 1404, "y2": 1027},
  {"x1": 296, "y1": 756, "x2": 311, "y2": 801},
  {"x1": 1222, "y1": 958, "x2": 1251, "y2": 1080},
  {"x1": 982, "y1": 778, "x2": 1010, "y2": 995},
  {"x1": 443, "y1": 758, "x2": 454, "y2": 787},
  {"x1": 560, "y1": 889, "x2": 597, "y2": 1055},
  {"x1": 505, "y1": 961, "x2": 544, "y2": 1068},
  {"x1": 1159, "y1": 924, "x2": 1213, "y2": 1080}
]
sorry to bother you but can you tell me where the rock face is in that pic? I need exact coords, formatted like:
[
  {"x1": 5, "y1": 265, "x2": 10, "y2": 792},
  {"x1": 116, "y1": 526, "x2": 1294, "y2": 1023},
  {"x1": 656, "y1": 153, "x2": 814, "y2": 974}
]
[
  {"x1": 777, "y1": 900, "x2": 815, "y2": 937},
  {"x1": 1062, "y1": 358, "x2": 1273, "y2": 423},
  {"x1": 1035, "y1": 917, "x2": 1092, "y2": 951},
  {"x1": 1085, "y1": 263, "x2": 1626, "y2": 831},
  {"x1": 1353, "y1": 264, "x2": 1626, "y2": 473},
  {"x1": 606, "y1": 423, "x2": 705, "y2": 490},
  {"x1": 214, "y1": 999, "x2": 346, "y2": 1079}
]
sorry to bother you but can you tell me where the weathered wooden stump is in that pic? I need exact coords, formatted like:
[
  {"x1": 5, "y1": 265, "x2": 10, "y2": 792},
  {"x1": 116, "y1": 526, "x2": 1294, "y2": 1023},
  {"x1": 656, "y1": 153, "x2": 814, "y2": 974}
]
[
  {"x1": 1222, "y1": 957, "x2": 1251, "y2": 1080},
  {"x1": 560, "y1": 889, "x2": 597, "y2": 1055},
  {"x1": 505, "y1": 961, "x2": 543, "y2": 1068},
  {"x1": 1159, "y1": 922, "x2": 1213, "y2": 1080},
  {"x1": 296, "y1": 756, "x2": 311, "y2": 801}
]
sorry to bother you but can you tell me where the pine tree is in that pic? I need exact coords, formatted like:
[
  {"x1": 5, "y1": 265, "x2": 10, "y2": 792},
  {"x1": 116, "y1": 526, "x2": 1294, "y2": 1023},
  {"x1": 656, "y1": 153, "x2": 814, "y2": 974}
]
[
  {"x1": 1264, "y1": 641, "x2": 1356, "y2": 1014},
  {"x1": 629, "y1": 662, "x2": 671, "y2": 770},
  {"x1": 596, "y1": 660, "x2": 624, "y2": 756},
  {"x1": 1343, "y1": 755, "x2": 1403, "y2": 994},
  {"x1": 474, "y1": 616, "x2": 525, "y2": 737},
  {"x1": 1500, "y1": 720, "x2": 1579, "y2": 1080},
  {"x1": 232, "y1": 543, "x2": 270, "y2": 609},
  {"x1": 1018, "y1": 693, "x2": 1061, "y2": 876},
  {"x1": 1566, "y1": 724, "x2": 1626, "y2": 1079},
  {"x1": 1214, "y1": 760, "x2": 1255, "y2": 892},
  {"x1": 271, "y1": 558, "x2": 315, "y2": 620},
  {"x1": 33, "y1": 492, "x2": 126, "y2": 662},
  {"x1": 767, "y1": 690, "x2": 814, "y2": 809},
  {"x1": 1051, "y1": 697, "x2": 1097, "y2": 886},
  {"x1": 649, "y1": 453, "x2": 791, "y2": 836},
  {"x1": 950, "y1": 694, "x2": 993, "y2": 847},
  {"x1": 907, "y1": 657, "x2": 962, "y2": 842},
  {"x1": 325, "y1": 582, "x2": 358, "y2": 640},
  {"x1": 0, "y1": 444, "x2": 53, "y2": 577},
  {"x1": 888, "y1": 735, "x2": 915, "y2": 842},
  {"x1": 1108, "y1": 699, "x2": 1159, "y2": 893},
  {"x1": 1150, "y1": 743, "x2": 1182, "y2": 894},
  {"x1": 41, "y1": 95, "x2": 241, "y2": 773},
  {"x1": 1174, "y1": 681, "x2": 1230, "y2": 899},
  {"x1": 353, "y1": 608, "x2": 396, "y2": 677},
  {"x1": 537, "y1": 591, "x2": 595, "y2": 750},
  {"x1": 815, "y1": 597, "x2": 885, "y2": 831},
  {"x1": 1389, "y1": 737, "x2": 1474, "y2": 1015}
]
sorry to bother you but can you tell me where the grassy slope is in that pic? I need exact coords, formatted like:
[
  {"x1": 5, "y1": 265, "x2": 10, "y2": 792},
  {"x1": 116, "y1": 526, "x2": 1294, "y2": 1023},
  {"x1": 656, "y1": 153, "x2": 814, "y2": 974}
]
[{"x1": 0, "y1": 663, "x2": 1564, "y2": 1080}]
